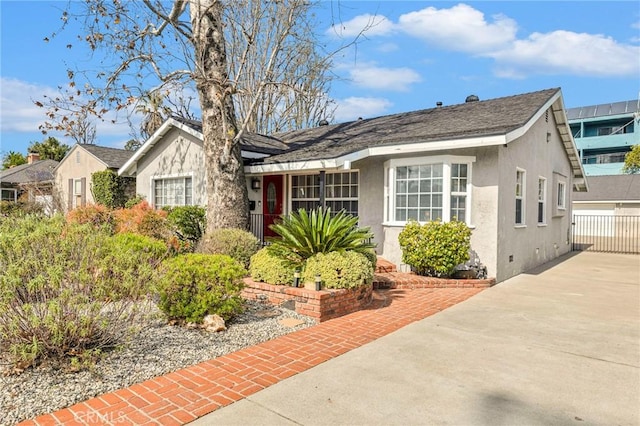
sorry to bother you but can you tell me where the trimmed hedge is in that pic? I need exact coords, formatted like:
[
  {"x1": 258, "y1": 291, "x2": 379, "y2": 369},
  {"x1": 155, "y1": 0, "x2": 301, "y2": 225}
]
[
  {"x1": 398, "y1": 219, "x2": 471, "y2": 277},
  {"x1": 249, "y1": 247, "x2": 296, "y2": 285},
  {"x1": 156, "y1": 254, "x2": 245, "y2": 323},
  {"x1": 302, "y1": 251, "x2": 373, "y2": 289},
  {"x1": 197, "y1": 228, "x2": 260, "y2": 269}
]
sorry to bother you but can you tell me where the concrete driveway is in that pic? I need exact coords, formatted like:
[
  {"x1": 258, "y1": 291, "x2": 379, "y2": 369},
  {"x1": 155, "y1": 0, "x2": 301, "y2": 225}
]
[{"x1": 191, "y1": 252, "x2": 640, "y2": 426}]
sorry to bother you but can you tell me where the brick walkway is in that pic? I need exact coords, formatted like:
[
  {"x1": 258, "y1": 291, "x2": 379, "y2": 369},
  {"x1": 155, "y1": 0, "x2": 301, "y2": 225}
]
[{"x1": 20, "y1": 287, "x2": 484, "y2": 426}]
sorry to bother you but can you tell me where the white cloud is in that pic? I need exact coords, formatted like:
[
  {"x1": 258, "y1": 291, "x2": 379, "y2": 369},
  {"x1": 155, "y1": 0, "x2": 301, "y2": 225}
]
[
  {"x1": 327, "y1": 13, "x2": 394, "y2": 38},
  {"x1": 398, "y1": 4, "x2": 517, "y2": 54},
  {"x1": 349, "y1": 64, "x2": 422, "y2": 91},
  {"x1": 490, "y1": 31, "x2": 640, "y2": 77},
  {"x1": 377, "y1": 42, "x2": 399, "y2": 53},
  {"x1": 333, "y1": 97, "x2": 393, "y2": 122},
  {"x1": 0, "y1": 77, "x2": 138, "y2": 145},
  {"x1": 0, "y1": 77, "x2": 58, "y2": 133}
]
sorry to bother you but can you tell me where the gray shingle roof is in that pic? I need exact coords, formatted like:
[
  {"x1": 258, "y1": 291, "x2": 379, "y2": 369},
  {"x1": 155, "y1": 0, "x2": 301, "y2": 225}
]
[
  {"x1": 258, "y1": 88, "x2": 561, "y2": 164},
  {"x1": 0, "y1": 160, "x2": 59, "y2": 184},
  {"x1": 81, "y1": 144, "x2": 134, "y2": 168},
  {"x1": 573, "y1": 175, "x2": 640, "y2": 202},
  {"x1": 172, "y1": 116, "x2": 289, "y2": 155}
]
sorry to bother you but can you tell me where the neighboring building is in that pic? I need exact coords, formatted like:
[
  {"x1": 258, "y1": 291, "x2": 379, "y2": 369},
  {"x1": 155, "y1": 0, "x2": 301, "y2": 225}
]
[
  {"x1": 55, "y1": 144, "x2": 134, "y2": 212},
  {"x1": 573, "y1": 174, "x2": 640, "y2": 216},
  {"x1": 119, "y1": 88, "x2": 587, "y2": 283},
  {"x1": 572, "y1": 174, "x2": 640, "y2": 253},
  {"x1": 567, "y1": 99, "x2": 639, "y2": 176},
  {"x1": 0, "y1": 153, "x2": 59, "y2": 213}
]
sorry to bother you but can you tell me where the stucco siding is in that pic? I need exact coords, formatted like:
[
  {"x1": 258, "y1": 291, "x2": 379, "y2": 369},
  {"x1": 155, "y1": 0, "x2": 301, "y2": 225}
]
[
  {"x1": 55, "y1": 145, "x2": 105, "y2": 211},
  {"x1": 135, "y1": 127, "x2": 206, "y2": 207},
  {"x1": 377, "y1": 147, "x2": 500, "y2": 277},
  {"x1": 353, "y1": 157, "x2": 384, "y2": 254},
  {"x1": 496, "y1": 111, "x2": 573, "y2": 282}
]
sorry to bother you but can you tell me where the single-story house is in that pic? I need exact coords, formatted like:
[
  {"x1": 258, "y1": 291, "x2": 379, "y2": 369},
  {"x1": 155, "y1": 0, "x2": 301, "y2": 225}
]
[
  {"x1": 55, "y1": 144, "x2": 135, "y2": 212},
  {"x1": 572, "y1": 174, "x2": 640, "y2": 216},
  {"x1": 1, "y1": 153, "x2": 59, "y2": 214},
  {"x1": 119, "y1": 88, "x2": 587, "y2": 282}
]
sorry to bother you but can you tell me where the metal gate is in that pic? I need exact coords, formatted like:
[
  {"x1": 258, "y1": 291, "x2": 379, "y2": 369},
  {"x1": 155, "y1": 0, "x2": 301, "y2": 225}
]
[{"x1": 572, "y1": 215, "x2": 640, "y2": 254}]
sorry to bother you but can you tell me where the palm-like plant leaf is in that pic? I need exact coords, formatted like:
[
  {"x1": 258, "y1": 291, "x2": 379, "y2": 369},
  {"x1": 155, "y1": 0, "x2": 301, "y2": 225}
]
[{"x1": 266, "y1": 208, "x2": 375, "y2": 265}]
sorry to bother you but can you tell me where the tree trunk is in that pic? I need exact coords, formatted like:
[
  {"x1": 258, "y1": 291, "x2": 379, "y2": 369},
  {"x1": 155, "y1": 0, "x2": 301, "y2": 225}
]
[{"x1": 190, "y1": 0, "x2": 249, "y2": 231}]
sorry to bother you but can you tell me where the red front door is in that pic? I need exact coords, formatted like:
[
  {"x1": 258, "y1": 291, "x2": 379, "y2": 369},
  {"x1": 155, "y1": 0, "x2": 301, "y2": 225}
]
[{"x1": 263, "y1": 175, "x2": 284, "y2": 238}]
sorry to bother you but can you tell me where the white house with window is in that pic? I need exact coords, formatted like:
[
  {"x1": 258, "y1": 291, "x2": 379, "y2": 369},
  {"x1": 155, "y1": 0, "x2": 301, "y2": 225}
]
[
  {"x1": 54, "y1": 144, "x2": 134, "y2": 212},
  {"x1": 120, "y1": 88, "x2": 587, "y2": 282}
]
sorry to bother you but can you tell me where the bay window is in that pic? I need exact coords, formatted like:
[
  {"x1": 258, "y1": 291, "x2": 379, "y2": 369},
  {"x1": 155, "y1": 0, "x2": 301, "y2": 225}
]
[{"x1": 385, "y1": 156, "x2": 474, "y2": 224}]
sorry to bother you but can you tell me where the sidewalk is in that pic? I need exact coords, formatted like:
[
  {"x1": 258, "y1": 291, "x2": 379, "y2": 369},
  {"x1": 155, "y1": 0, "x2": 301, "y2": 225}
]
[{"x1": 21, "y1": 287, "x2": 484, "y2": 425}]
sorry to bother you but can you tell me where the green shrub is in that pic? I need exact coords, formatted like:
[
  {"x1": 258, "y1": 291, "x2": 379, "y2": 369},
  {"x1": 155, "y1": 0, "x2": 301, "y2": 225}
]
[
  {"x1": 249, "y1": 247, "x2": 297, "y2": 285},
  {"x1": 267, "y1": 208, "x2": 376, "y2": 266},
  {"x1": 166, "y1": 205, "x2": 206, "y2": 243},
  {"x1": 156, "y1": 254, "x2": 245, "y2": 323},
  {"x1": 124, "y1": 194, "x2": 145, "y2": 208},
  {"x1": 197, "y1": 228, "x2": 260, "y2": 269},
  {"x1": 398, "y1": 219, "x2": 471, "y2": 277},
  {"x1": 0, "y1": 200, "x2": 45, "y2": 217},
  {"x1": 302, "y1": 251, "x2": 373, "y2": 289},
  {"x1": 0, "y1": 216, "x2": 147, "y2": 368},
  {"x1": 94, "y1": 233, "x2": 169, "y2": 300},
  {"x1": 91, "y1": 170, "x2": 131, "y2": 208}
]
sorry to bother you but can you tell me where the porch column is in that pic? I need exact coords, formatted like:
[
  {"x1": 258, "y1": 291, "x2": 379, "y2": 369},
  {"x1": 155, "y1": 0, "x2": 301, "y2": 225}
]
[{"x1": 319, "y1": 171, "x2": 326, "y2": 209}]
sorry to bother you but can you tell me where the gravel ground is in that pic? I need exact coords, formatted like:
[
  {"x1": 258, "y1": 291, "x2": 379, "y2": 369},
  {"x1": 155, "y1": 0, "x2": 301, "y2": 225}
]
[{"x1": 0, "y1": 300, "x2": 316, "y2": 426}]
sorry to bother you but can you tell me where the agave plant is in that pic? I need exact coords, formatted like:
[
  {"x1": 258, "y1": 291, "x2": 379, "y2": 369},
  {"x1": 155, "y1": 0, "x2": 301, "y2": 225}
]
[{"x1": 267, "y1": 208, "x2": 375, "y2": 265}]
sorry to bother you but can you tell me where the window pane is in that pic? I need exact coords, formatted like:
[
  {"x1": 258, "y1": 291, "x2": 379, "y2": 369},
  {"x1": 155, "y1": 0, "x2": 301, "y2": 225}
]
[
  {"x1": 396, "y1": 209, "x2": 407, "y2": 221},
  {"x1": 408, "y1": 194, "x2": 419, "y2": 207},
  {"x1": 432, "y1": 194, "x2": 443, "y2": 208},
  {"x1": 351, "y1": 172, "x2": 358, "y2": 184},
  {"x1": 397, "y1": 167, "x2": 407, "y2": 179},
  {"x1": 419, "y1": 195, "x2": 431, "y2": 208},
  {"x1": 397, "y1": 180, "x2": 407, "y2": 194},
  {"x1": 433, "y1": 178, "x2": 443, "y2": 192},
  {"x1": 432, "y1": 164, "x2": 443, "y2": 177},
  {"x1": 408, "y1": 166, "x2": 419, "y2": 179},
  {"x1": 420, "y1": 165, "x2": 432, "y2": 176},
  {"x1": 407, "y1": 209, "x2": 419, "y2": 221},
  {"x1": 408, "y1": 180, "x2": 419, "y2": 194},
  {"x1": 420, "y1": 179, "x2": 431, "y2": 193},
  {"x1": 396, "y1": 194, "x2": 406, "y2": 207}
]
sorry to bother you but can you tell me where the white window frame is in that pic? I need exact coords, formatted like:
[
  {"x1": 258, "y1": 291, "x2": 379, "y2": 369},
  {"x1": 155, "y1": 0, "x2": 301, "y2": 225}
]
[
  {"x1": 289, "y1": 171, "x2": 359, "y2": 216},
  {"x1": 515, "y1": 168, "x2": 526, "y2": 226},
  {"x1": 383, "y1": 155, "x2": 475, "y2": 226},
  {"x1": 73, "y1": 178, "x2": 83, "y2": 208},
  {"x1": 557, "y1": 181, "x2": 566, "y2": 210},
  {"x1": 151, "y1": 174, "x2": 194, "y2": 209},
  {"x1": 537, "y1": 177, "x2": 547, "y2": 225},
  {"x1": 1, "y1": 188, "x2": 17, "y2": 202}
]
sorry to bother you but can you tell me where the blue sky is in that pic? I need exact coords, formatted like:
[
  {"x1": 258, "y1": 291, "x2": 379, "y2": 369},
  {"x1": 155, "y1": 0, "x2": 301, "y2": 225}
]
[{"x1": 1, "y1": 1, "x2": 639, "y2": 156}]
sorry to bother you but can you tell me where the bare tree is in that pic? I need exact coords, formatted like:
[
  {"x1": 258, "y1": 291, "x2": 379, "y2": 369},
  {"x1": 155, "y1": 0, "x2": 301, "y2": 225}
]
[
  {"x1": 38, "y1": 0, "x2": 344, "y2": 230},
  {"x1": 225, "y1": 0, "x2": 336, "y2": 134},
  {"x1": 36, "y1": 91, "x2": 97, "y2": 145}
]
